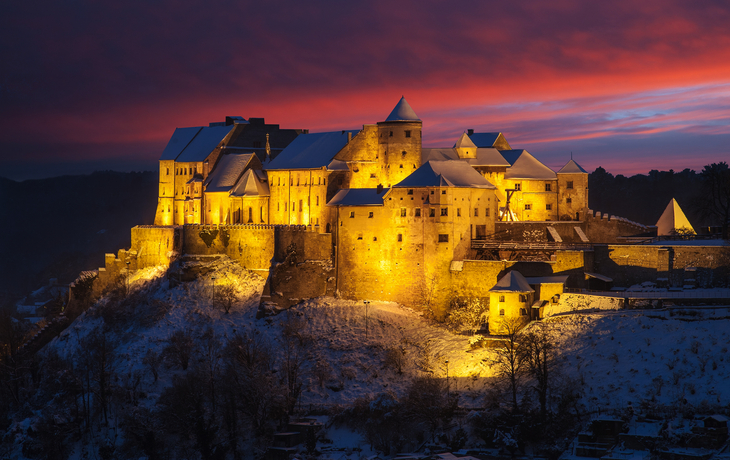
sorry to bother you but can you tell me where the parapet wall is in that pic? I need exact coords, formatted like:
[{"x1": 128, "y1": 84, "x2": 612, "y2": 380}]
[
  {"x1": 131, "y1": 225, "x2": 182, "y2": 269},
  {"x1": 585, "y1": 209, "x2": 649, "y2": 243}
]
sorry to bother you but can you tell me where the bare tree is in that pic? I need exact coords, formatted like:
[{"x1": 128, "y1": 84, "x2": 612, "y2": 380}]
[
  {"x1": 213, "y1": 284, "x2": 238, "y2": 314},
  {"x1": 521, "y1": 322, "x2": 555, "y2": 420},
  {"x1": 699, "y1": 162, "x2": 730, "y2": 239},
  {"x1": 163, "y1": 330, "x2": 195, "y2": 371},
  {"x1": 488, "y1": 317, "x2": 525, "y2": 413}
]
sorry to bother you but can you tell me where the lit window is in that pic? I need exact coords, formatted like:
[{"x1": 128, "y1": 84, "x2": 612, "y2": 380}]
[
  {"x1": 400, "y1": 208, "x2": 406, "y2": 217},
  {"x1": 567, "y1": 181, "x2": 574, "y2": 189},
  {"x1": 499, "y1": 295, "x2": 505, "y2": 302},
  {"x1": 441, "y1": 208, "x2": 448, "y2": 216},
  {"x1": 499, "y1": 309, "x2": 505, "y2": 316},
  {"x1": 438, "y1": 234, "x2": 449, "y2": 243}
]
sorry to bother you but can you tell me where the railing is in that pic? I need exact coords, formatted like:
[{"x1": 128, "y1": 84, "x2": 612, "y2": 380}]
[{"x1": 564, "y1": 288, "x2": 730, "y2": 299}]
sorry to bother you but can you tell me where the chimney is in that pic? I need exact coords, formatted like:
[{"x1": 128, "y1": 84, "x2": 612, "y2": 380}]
[
  {"x1": 468, "y1": 129, "x2": 474, "y2": 135},
  {"x1": 376, "y1": 184, "x2": 384, "y2": 194},
  {"x1": 347, "y1": 132, "x2": 352, "y2": 143}
]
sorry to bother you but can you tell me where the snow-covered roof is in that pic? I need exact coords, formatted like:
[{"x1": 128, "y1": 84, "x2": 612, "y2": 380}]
[
  {"x1": 469, "y1": 132, "x2": 502, "y2": 147},
  {"x1": 230, "y1": 168, "x2": 270, "y2": 197},
  {"x1": 422, "y1": 148, "x2": 458, "y2": 162},
  {"x1": 160, "y1": 127, "x2": 202, "y2": 160},
  {"x1": 327, "y1": 159, "x2": 350, "y2": 171},
  {"x1": 558, "y1": 159, "x2": 588, "y2": 174},
  {"x1": 467, "y1": 148, "x2": 512, "y2": 167},
  {"x1": 501, "y1": 150, "x2": 557, "y2": 180},
  {"x1": 656, "y1": 198, "x2": 695, "y2": 236},
  {"x1": 266, "y1": 131, "x2": 358, "y2": 170},
  {"x1": 384, "y1": 97, "x2": 421, "y2": 122},
  {"x1": 394, "y1": 160, "x2": 497, "y2": 189},
  {"x1": 455, "y1": 132, "x2": 477, "y2": 149},
  {"x1": 490, "y1": 271, "x2": 534, "y2": 293},
  {"x1": 204, "y1": 153, "x2": 254, "y2": 193},
  {"x1": 327, "y1": 188, "x2": 388, "y2": 206},
  {"x1": 175, "y1": 125, "x2": 235, "y2": 163}
]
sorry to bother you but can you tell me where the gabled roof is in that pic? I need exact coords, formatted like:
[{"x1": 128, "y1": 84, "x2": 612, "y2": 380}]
[
  {"x1": 468, "y1": 132, "x2": 512, "y2": 150},
  {"x1": 230, "y1": 168, "x2": 270, "y2": 197},
  {"x1": 467, "y1": 148, "x2": 512, "y2": 167},
  {"x1": 175, "y1": 125, "x2": 235, "y2": 163},
  {"x1": 384, "y1": 97, "x2": 421, "y2": 122},
  {"x1": 502, "y1": 150, "x2": 557, "y2": 180},
  {"x1": 327, "y1": 188, "x2": 389, "y2": 207},
  {"x1": 204, "y1": 153, "x2": 255, "y2": 193},
  {"x1": 394, "y1": 160, "x2": 497, "y2": 189},
  {"x1": 558, "y1": 159, "x2": 588, "y2": 174},
  {"x1": 266, "y1": 131, "x2": 358, "y2": 170},
  {"x1": 656, "y1": 198, "x2": 695, "y2": 235},
  {"x1": 490, "y1": 271, "x2": 534, "y2": 293},
  {"x1": 160, "y1": 127, "x2": 202, "y2": 160},
  {"x1": 455, "y1": 132, "x2": 477, "y2": 149}
]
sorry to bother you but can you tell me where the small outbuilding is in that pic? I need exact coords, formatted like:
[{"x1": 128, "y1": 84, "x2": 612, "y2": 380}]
[{"x1": 488, "y1": 271, "x2": 534, "y2": 334}]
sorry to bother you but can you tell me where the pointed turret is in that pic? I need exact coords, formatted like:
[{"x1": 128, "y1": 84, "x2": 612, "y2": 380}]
[
  {"x1": 454, "y1": 132, "x2": 477, "y2": 159},
  {"x1": 385, "y1": 96, "x2": 421, "y2": 122},
  {"x1": 656, "y1": 199, "x2": 695, "y2": 236},
  {"x1": 558, "y1": 159, "x2": 588, "y2": 174}
]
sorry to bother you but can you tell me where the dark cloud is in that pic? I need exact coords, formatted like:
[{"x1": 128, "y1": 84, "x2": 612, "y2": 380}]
[{"x1": 1, "y1": 0, "x2": 729, "y2": 179}]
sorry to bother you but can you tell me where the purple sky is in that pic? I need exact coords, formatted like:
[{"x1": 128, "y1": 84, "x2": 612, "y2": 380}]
[{"x1": 1, "y1": 0, "x2": 729, "y2": 180}]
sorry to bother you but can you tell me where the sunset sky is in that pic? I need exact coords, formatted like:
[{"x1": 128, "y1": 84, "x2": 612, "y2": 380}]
[{"x1": 1, "y1": 0, "x2": 729, "y2": 180}]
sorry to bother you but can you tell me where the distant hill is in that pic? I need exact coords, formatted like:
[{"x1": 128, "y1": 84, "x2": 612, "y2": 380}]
[
  {"x1": 0, "y1": 171, "x2": 157, "y2": 300},
  {"x1": 588, "y1": 167, "x2": 709, "y2": 230}
]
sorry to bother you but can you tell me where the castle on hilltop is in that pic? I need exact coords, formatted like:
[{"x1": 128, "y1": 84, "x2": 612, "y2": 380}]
[{"x1": 103, "y1": 97, "x2": 724, "y2": 332}]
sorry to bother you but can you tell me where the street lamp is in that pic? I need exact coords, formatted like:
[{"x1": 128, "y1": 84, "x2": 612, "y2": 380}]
[{"x1": 364, "y1": 300, "x2": 370, "y2": 337}]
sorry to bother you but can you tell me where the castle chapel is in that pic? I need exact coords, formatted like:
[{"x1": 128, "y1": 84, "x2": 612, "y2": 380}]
[{"x1": 154, "y1": 97, "x2": 588, "y2": 231}]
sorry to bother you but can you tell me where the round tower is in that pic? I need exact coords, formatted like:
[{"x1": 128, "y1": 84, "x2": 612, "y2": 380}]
[{"x1": 377, "y1": 97, "x2": 422, "y2": 187}]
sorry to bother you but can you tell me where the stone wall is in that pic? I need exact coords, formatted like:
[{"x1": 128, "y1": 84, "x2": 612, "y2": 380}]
[
  {"x1": 494, "y1": 221, "x2": 590, "y2": 243},
  {"x1": 131, "y1": 225, "x2": 182, "y2": 269},
  {"x1": 585, "y1": 210, "x2": 649, "y2": 243}
]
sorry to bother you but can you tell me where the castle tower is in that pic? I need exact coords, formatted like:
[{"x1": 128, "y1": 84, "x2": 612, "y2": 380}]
[
  {"x1": 454, "y1": 132, "x2": 477, "y2": 159},
  {"x1": 377, "y1": 97, "x2": 422, "y2": 187},
  {"x1": 557, "y1": 159, "x2": 588, "y2": 221}
]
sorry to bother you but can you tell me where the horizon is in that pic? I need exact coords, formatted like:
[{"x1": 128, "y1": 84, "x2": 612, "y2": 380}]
[{"x1": 1, "y1": 0, "x2": 729, "y2": 181}]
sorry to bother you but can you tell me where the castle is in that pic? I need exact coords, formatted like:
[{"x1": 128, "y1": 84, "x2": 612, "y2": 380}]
[{"x1": 103, "y1": 97, "x2": 725, "y2": 333}]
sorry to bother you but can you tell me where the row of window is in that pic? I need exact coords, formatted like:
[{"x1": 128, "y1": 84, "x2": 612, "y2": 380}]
[
  {"x1": 523, "y1": 199, "x2": 572, "y2": 211},
  {"x1": 272, "y1": 177, "x2": 325, "y2": 186},
  {"x1": 350, "y1": 207, "x2": 493, "y2": 218},
  {"x1": 167, "y1": 167, "x2": 197, "y2": 176},
  {"x1": 354, "y1": 233, "x2": 448, "y2": 243},
  {"x1": 498, "y1": 308, "x2": 528, "y2": 316},
  {"x1": 383, "y1": 130, "x2": 417, "y2": 138},
  {"x1": 498, "y1": 294, "x2": 529, "y2": 302},
  {"x1": 510, "y1": 181, "x2": 573, "y2": 192},
  {"x1": 277, "y1": 196, "x2": 320, "y2": 212}
]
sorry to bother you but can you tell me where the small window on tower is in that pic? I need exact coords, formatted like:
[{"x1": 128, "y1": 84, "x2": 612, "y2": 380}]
[
  {"x1": 389, "y1": 131, "x2": 393, "y2": 137},
  {"x1": 499, "y1": 309, "x2": 505, "y2": 316},
  {"x1": 368, "y1": 211, "x2": 374, "y2": 218},
  {"x1": 567, "y1": 181, "x2": 574, "y2": 189},
  {"x1": 415, "y1": 208, "x2": 421, "y2": 217},
  {"x1": 397, "y1": 234, "x2": 403, "y2": 242},
  {"x1": 457, "y1": 208, "x2": 461, "y2": 217},
  {"x1": 407, "y1": 189, "x2": 413, "y2": 195},
  {"x1": 525, "y1": 204, "x2": 532, "y2": 210},
  {"x1": 514, "y1": 183, "x2": 521, "y2": 191},
  {"x1": 566, "y1": 197, "x2": 572, "y2": 204},
  {"x1": 474, "y1": 208, "x2": 478, "y2": 217},
  {"x1": 546, "y1": 204, "x2": 552, "y2": 210},
  {"x1": 438, "y1": 234, "x2": 449, "y2": 243},
  {"x1": 400, "y1": 208, "x2": 407, "y2": 217},
  {"x1": 520, "y1": 308, "x2": 528, "y2": 316},
  {"x1": 350, "y1": 211, "x2": 355, "y2": 218},
  {"x1": 405, "y1": 130, "x2": 411, "y2": 138},
  {"x1": 499, "y1": 296, "x2": 505, "y2": 302},
  {"x1": 429, "y1": 208, "x2": 435, "y2": 217},
  {"x1": 440, "y1": 208, "x2": 448, "y2": 216},
  {"x1": 545, "y1": 183, "x2": 551, "y2": 192}
]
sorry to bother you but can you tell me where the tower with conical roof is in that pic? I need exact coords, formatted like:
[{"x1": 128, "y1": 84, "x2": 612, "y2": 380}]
[
  {"x1": 378, "y1": 97, "x2": 423, "y2": 187},
  {"x1": 557, "y1": 158, "x2": 588, "y2": 221}
]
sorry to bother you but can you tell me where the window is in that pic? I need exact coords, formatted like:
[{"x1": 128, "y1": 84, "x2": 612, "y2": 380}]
[
  {"x1": 166, "y1": 168, "x2": 169, "y2": 175},
  {"x1": 405, "y1": 130, "x2": 411, "y2": 138},
  {"x1": 368, "y1": 211, "x2": 374, "y2": 218},
  {"x1": 486, "y1": 207, "x2": 490, "y2": 217},
  {"x1": 260, "y1": 207, "x2": 264, "y2": 222},
  {"x1": 402, "y1": 150, "x2": 406, "y2": 156},
  {"x1": 457, "y1": 208, "x2": 461, "y2": 217},
  {"x1": 474, "y1": 208, "x2": 478, "y2": 217},
  {"x1": 519, "y1": 294, "x2": 527, "y2": 302},
  {"x1": 407, "y1": 189, "x2": 413, "y2": 195},
  {"x1": 566, "y1": 197, "x2": 572, "y2": 204},
  {"x1": 248, "y1": 207, "x2": 253, "y2": 223},
  {"x1": 514, "y1": 183, "x2": 521, "y2": 191},
  {"x1": 316, "y1": 196, "x2": 319, "y2": 206},
  {"x1": 397, "y1": 233, "x2": 402, "y2": 242},
  {"x1": 429, "y1": 208, "x2": 435, "y2": 217},
  {"x1": 520, "y1": 308, "x2": 528, "y2": 316},
  {"x1": 373, "y1": 237, "x2": 377, "y2": 241},
  {"x1": 357, "y1": 234, "x2": 363, "y2": 240},
  {"x1": 546, "y1": 204, "x2": 552, "y2": 210},
  {"x1": 400, "y1": 208, "x2": 407, "y2": 217},
  {"x1": 499, "y1": 309, "x2": 505, "y2": 316},
  {"x1": 415, "y1": 208, "x2": 421, "y2": 217},
  {"x1": 442, "y1": 190, "x2": 446, "y2": 195},
  {"x1": 350, "y1": 211, "x2": 355, "y2": 218},
  {"x1": 499, "y1": 295, "x2": 505, "y2": 302},
  {"x1": 545, "y1": 183, "x2": 551, "y2": 192},
  {"x1": 399, "y1": 164, "x2": 403, "y2": 168},
  {"x1": 277, "y1": 202, "x2": 280, "y2": 211},
  {"x1": 389, "y1": 131, "x2": 393, "y2": 137},
  {"x1": 438, "y1": 234, "x2": 449, "y2": 243},
  {"x1": 525, "y1": 204, "x2": 531, "y2": 210},
  {"x1": 567, "y1": 181, "x2": 574, "y2": 189},
  {"x1": 284, "y1": 202, "x2": 287, "y2": 211},
  {"x1": 440, "y1": 208, "x2": 448, "y2": 216}
]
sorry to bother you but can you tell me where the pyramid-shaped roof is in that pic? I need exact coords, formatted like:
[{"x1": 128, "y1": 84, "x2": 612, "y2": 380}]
[
  {"x1": 656, "y1": 199, "x2": 695, "y2": 235},
  {"x1": 455, "y1": 132, "x2": 477, "y2": 149},
  {"x1": 384, "y1": 97, "x2": 421, "y2": 122},
  {"x1": 230, "y1": 169, "x2": 269, "y2": 197},
  {"x1": 502, "y1": 150, "x2": 557, "y2": 180},
  {"x1": 489, "y1": 271, "x2": 534, "y2": 293},
  {"x1": 394, "y1": 160, "x2": 496, "y2": 189},
  {"x1": 558, "y1": 159, "x2": 588, "y2": 174}
]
